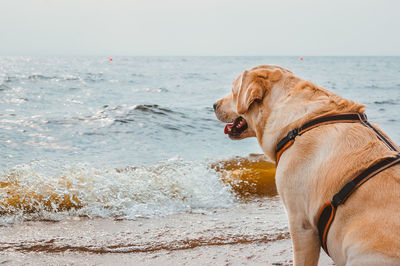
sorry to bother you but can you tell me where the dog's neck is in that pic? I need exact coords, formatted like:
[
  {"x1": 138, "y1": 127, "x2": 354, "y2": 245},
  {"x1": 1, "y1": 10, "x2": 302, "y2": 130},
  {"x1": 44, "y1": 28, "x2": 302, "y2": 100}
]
[{"x1": 259, "y1": 81, "x2": 364, "y2": 162}]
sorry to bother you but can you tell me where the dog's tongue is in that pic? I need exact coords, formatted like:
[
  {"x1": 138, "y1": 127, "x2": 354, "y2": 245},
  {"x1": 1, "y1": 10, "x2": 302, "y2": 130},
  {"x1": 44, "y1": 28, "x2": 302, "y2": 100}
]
[{"x1": 224, "y1": 123, "x2": 234, "y2": 134}]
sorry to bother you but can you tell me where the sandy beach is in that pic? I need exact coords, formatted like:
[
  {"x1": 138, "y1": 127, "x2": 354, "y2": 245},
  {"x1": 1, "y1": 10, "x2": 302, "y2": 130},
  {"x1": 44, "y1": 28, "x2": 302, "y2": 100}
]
[{"x1": 0, "y1": 199, "x2": 333, "y2": 265}]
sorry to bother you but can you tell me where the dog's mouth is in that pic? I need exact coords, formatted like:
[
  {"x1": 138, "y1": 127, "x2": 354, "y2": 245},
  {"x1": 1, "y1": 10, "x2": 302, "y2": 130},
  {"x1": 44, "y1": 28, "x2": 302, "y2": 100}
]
[{"x1": 224, "y1": 116, "x2": 248, "y2": 139}]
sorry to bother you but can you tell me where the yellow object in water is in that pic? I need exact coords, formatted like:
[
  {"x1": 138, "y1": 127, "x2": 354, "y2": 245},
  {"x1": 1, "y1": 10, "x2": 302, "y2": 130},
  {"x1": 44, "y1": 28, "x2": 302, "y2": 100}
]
[{"x1": 211, "y1": 154, "x2": 277, "y2": 198}]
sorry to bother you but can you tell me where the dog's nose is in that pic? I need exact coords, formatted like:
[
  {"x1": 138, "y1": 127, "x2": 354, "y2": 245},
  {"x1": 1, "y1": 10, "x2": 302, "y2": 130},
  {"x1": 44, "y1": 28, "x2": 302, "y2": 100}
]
[{"x1": 213, "y1": 102, "x2": 218, "y2": 111}]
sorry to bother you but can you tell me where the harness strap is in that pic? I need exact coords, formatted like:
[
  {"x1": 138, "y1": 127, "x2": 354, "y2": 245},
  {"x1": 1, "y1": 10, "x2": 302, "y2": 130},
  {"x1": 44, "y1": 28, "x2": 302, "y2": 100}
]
[
  {"x1": 317, "y1": 155, "x2": 400, "y2": 255},
  {"x1": 359, "y1": 117, "x2": 399, "y2": 152},
  {"x1": 275, "y1": 113, "x2": 367, "y2": 165},
  {"x1": 274, "y1": 112, "x2": 400, "y2": 256}
]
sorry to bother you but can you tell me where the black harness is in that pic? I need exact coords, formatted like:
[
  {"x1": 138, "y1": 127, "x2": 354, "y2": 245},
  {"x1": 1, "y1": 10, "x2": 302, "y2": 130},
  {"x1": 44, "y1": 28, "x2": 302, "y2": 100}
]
[{"x1": 275, "y1": 113, "x2": 400, "y2": 255}]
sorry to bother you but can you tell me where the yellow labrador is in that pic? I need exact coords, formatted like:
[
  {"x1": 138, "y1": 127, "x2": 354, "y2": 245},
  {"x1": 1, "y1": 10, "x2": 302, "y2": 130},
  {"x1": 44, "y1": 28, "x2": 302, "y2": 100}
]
[{"x1": 214, "y1": 65, "x2": 400, "y2": 265}]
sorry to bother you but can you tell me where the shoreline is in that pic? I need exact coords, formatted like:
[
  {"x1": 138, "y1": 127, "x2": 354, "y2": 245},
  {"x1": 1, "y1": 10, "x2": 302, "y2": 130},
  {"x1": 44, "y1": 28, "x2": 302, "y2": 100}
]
[
  {"x1": 1, "y1": 239, "x2": 333, "y2": 265},
  {"x1": 0, "y1": 199, "x2": 334, "y2": 265}
]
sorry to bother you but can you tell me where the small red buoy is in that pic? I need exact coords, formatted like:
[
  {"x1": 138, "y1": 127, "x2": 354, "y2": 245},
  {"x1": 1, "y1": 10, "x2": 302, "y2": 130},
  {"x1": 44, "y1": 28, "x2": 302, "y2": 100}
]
[
  {"x1": 300, "y1": 57, "x2": 304, "y2": 61},
  {"x1": 109, "y1": 58, "x2": 113, "y2": 62}
]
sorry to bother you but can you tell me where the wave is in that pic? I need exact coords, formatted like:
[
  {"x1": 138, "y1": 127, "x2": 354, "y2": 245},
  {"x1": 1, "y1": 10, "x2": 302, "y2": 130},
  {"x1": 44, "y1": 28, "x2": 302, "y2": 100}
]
[
  {"x1": 0, "y1": 156, "x2": 276, "y2": 224},
  {"x1": 131, "y1": 87, "x2": 168, "y2": 93},
  {"x1": 133, "y1": 104, "x2": 175, "y2": 115},
  {"x1": 0, "y1": 83, "x2": 11, "y2": 91},
  {"x1": 28, "y1": 74, "x2": 57, "y2": 80},
  {"x1": 211, "y1": 155, "x2": 277, "y2": 198},
  {"x1": 9, "y1": 74, "x2": 81, "y2": 82},
  {"x1": 84, "y1": 72, "x2": 104, "y2": 83},
  {"x1": 3, "y1": 76, "x2": 17, "y2": 83},
  {"x1": 2, "y1": 73, "x2": 100, "y2": 84},
  {"x1": 3, "y1": 104, "x2": 219, "y2": 143},
  {"x1": 373, "y1": 99, "x2": 398, "y2": 105},
  {"x1": 46, "y1": 104, "x2": 190, "y2": 131}
]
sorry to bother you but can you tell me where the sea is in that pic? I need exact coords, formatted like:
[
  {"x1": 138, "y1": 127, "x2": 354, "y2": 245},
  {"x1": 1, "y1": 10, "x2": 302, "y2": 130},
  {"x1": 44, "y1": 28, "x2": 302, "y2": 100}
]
[{"x1": 0, "y1": 56, "x2": 399, "y2": 264}]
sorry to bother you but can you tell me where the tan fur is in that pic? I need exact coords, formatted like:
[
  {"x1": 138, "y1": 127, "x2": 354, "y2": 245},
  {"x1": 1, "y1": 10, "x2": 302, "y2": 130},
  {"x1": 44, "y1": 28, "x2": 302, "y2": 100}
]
[{"x1": 214, "y1": 65, "x2": 400, "y2": 266}]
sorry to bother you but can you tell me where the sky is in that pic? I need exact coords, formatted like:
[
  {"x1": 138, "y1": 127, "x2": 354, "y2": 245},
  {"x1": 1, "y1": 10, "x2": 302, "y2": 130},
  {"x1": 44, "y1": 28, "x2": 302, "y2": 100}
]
[{"x1": 0, "y1": 0, "x2": 399, "y2": 56}]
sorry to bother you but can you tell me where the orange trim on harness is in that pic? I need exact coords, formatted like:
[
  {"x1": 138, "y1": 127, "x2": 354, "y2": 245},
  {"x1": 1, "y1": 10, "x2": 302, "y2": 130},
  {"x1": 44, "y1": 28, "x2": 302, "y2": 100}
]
[
  {"x1": 316, "y1": 202, "x2": 336, "y2": 255},
  {"x1": 276, "y1": 139, "x2": 294, "y2": 164}
]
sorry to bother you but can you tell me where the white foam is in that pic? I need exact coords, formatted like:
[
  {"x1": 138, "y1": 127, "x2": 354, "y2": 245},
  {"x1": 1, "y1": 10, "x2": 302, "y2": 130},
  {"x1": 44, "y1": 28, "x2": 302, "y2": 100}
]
[{"x1": 0, "y1": 158, "x2": 235, "y2": 225}]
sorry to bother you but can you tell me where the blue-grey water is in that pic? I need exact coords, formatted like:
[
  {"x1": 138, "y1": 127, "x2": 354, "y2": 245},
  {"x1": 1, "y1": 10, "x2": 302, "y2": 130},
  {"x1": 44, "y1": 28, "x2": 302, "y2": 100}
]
[{"x1": 1, "y1": 56, "x2": 400, "y2": 224}]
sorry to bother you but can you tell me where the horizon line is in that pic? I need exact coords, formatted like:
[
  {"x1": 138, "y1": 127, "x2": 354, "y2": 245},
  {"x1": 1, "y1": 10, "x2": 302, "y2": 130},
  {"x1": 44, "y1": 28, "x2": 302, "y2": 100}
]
[{"x1": 1, "y1": 54, "x2": 400, "y2": 57}]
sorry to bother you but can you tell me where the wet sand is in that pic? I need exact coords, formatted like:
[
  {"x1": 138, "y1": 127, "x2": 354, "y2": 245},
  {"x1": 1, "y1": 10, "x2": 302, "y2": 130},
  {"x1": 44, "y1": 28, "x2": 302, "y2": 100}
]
[{"x1": 0, "y1": 198, "x2": 333, "y2": 265}]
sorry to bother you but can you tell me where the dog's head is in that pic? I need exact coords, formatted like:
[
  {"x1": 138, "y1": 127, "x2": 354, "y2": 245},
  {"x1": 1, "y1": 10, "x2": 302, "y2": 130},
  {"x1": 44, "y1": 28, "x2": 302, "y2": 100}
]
[{"x1": 214, "y1": 65, "x2": 293, "y2": 141}]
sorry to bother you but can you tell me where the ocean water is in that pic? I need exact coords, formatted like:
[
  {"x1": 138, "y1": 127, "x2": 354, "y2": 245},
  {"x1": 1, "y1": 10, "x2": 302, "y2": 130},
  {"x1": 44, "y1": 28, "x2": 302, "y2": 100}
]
[{"x1": 1, "y1": 56, "x2": 400, "y2": 225}]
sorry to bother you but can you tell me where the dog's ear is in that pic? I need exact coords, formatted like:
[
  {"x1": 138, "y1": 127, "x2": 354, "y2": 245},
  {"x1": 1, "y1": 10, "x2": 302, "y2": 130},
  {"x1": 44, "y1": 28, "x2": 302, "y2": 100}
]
[
  {"x1": 268, "y1": 69, "x2": 282, "y2": 82},
  {"x1": 236, "y1": 69, "x2": 278, "y2": 115}
]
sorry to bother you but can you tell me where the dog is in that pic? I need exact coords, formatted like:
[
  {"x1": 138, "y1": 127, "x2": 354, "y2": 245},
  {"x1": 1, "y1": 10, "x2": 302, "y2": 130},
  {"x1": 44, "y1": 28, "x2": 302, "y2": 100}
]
[{"x1": 213, "y1": 65, "x2": 400, "y2": 265}]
